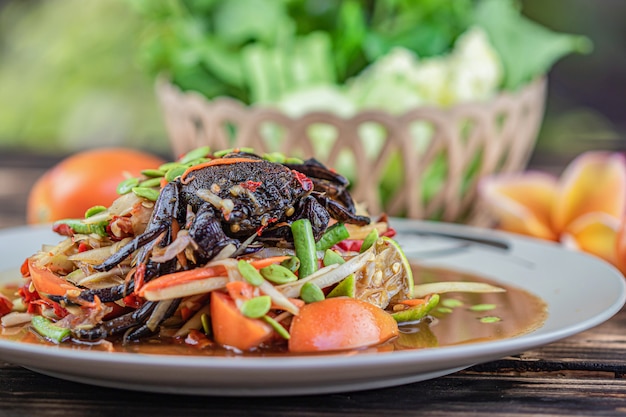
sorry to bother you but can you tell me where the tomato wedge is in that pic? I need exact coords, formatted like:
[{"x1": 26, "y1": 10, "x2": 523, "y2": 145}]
[
  {"x1": 210, "y1": 291, "x2": 273, "y2": 351},
  {"x1": 27, "y1": 258, "x2": 79, "y2": 297}
]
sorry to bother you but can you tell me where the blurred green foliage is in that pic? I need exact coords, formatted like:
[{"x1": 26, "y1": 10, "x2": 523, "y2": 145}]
[
  {"x1": 131, "y1": 0, "x2": 474, "y2": 104},
  {"x1": 0, "y1": 0, "x2": 169, "y2": 152},
  {"x1": 133, "y1": 0, "x2": 589, "y2": 105},
  {"x1": 0, "y1": 0, "x2": 600, "y2": 155}
]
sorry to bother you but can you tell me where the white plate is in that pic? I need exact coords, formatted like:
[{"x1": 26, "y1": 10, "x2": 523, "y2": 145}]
[{"x1": 0, "y1": 220, "x2": 624, "y2": 396}]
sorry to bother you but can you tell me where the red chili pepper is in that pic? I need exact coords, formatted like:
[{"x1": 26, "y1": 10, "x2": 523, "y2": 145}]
[
  {"x1": 241, "y1": 180, "x2": 262, "y2": 192},
  {"x1": 20, "y1": 259, "x2": 30, "y2": 277},
  {"x1": 134, "y1": 263, "x2": 147, "y2": 293},
  {"x1": 292, "y1": 170, "x2": 313, "y2": 192},
  {"x1": 122, "y1": 293, "x2": 145, "y2": 309},
  {"x1": 256, "y1": 217, "x2": 278, "y2": 236},
  {"x1": 30, "y1": 298, "x2": 68, "y2": 318},
  {"x1": 335, "y1": 239, "x2": 363, "y2": 252},
  {"x1": 52, "y1": 223, "x2": 74, "y2": 237},
  {"x1": 0, "y1": 294, "x2": 13, "y2": 317},
  {"x1": 18, "y1": 283, "x2": 42, "y2": 314}
]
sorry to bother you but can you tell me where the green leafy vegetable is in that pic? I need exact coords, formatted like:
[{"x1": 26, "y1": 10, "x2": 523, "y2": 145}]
[{"x1": 473, "y1": 0, "x2": 592, "y2": 90}]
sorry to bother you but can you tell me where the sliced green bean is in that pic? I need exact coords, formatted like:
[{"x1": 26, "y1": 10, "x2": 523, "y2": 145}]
[
  {"x1": 159, "y1": 161, "x2": 185, "y2": 172},
  {"x1": 260, "y1": 264, "x2": 298, "y2": 284},
  {"x1": 262, "y1": 152, "x2": 286, "y2": 164},
  {"x1": 262, "y1": 315, "x2": 290, "y2": 339},
  {"x1": 280, "y1": 256, "x2": 300, "y2": 273},
  {"x1": 327, "y1": 274, "x2": 355, "y2": 298},
  {"x1": 132, "y1": 187, "x2": 160, "y2": 201},
  {"x1": 180, "y1": 146, "x2": 211, "y2": 164},
  {"x1": 165, "y1": 165, "x2": 188, "y2": 182},
  {"x1": 214, "y1": 147, "x2": 255, "y2": 158},
  {"x1": 470, "y1": 303, "x2": 497, "y2": 312},
  {"x1": 284, "y1": 157, "x2": 304, "y2": 164},
  {"x1": 201, "y1": 313, "x2": 211, "y2": 336},
  {"x1": 116, "y1": 177, "x2": 139, "y2": 195},
  {"x1": 84, "y1": 205, "x2": 107, "y2": 218},
  {"x1": 391, "y1": 294, "x2": 440, "y2": 324},
  {"x1": 139, "y1": 177, "x2": 163, "y2": 188},
  {"x1": 323, "y1": 249, "x2": 345, "y2": 267},
  {"x1": 141, "y1": 168, "x2": 165, "y2": 178},
  {"x1": 480, "y1": 316, "x2": 502, "y2": 323},
  {"x1": 237, "y1": 260, "x2": 264, "y2": 286},
  {"x1": 183, "y1": 157, "x2": 210, "y2": 167},
  {"x1": 240, "y1": 296, "x2": 272, "y2": 318},
  {"x1": 31, "y1": 316, "x2": 70, "y2": 344},
  {"x1": 54, "y1": 219, "x2": 107, "y2": 237},
  {"x1": 315, "y1": 223, "x2": 350, "y2": 251},
  {"x1": 300, "y1": 282, "x2": 325, "y2": 303},
  {"x1": 291, "y1": 219, "x2": 318, "y2": 279}
]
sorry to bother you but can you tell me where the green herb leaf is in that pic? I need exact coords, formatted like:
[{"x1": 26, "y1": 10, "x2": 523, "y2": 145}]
[{"x1": 237, "y1": 260, "x2": 264, "y2": 286}]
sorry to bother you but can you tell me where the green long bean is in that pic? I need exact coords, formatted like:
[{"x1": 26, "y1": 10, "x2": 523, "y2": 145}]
[
  {"x1": 31, "y1": 316, "x2": 70, "y2": 343},
  {"x1": 290, "y1": 219, "x2": 318, "y2": 279},
  {"x1": 315, "y1": 223, "x2": 349, "y2": 251}
]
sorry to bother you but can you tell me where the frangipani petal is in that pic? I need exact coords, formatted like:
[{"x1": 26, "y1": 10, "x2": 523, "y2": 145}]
[
  {"x1": 479, "y1": 172, "x2": 558, "y2": 240},
  {"x1": 552, "y1": 152, "x2": 626, "y2": 235},
  {"x1": 562, "y1": 212, "x2": 621, "y2": 266}
]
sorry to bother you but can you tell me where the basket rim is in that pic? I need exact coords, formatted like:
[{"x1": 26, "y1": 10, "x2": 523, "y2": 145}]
[{"x1": 155, "y1": 75, "x2": 547, "y2": 120}]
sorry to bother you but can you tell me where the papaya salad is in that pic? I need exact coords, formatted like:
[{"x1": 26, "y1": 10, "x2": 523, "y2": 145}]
[{"x1": 0, "y1": 147, "x2": 504, "y2": 354}]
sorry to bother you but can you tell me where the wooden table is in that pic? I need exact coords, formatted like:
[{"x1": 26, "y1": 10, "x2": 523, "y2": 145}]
[{"x1": 1, "y1": 150, "x2": 625, "y2": 416}]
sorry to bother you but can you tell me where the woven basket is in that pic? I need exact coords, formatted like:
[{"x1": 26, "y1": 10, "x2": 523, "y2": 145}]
[{"x1": 156, "y1": 78, "x2": 546, "y2": 226}]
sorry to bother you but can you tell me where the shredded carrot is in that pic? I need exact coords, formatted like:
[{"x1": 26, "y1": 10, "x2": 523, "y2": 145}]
[
  {"x1": 137, "y1": 265, "x2": 228, "y2": 297},
  {"x1": 180, "y1": 157, "x2": 262, "y2": 183},
  {"x1": 399, "y1": 298, "x2": 428, "y2": 307},
  {"x1": 248, "y1": 256, "x2": 291, "y2": 270}
]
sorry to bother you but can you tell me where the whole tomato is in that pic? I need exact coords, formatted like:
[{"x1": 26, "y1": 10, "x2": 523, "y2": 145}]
[{"x1": 27, "y1": 148, "x2": 166, "y2": 224}]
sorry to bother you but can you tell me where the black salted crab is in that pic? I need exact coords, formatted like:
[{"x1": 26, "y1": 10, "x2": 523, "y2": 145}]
[
  {"x1": 96, "y1": 152, "x2": 369, "y2": 272},
  {"x1": 69, "y1": 152, "x2": 369, "y2": 341}
]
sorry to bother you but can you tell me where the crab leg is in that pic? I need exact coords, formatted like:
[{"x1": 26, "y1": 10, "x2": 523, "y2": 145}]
[
  {"x1": 94, "y1": 181, "x2": 181, "y2": 272},
  {"x1": 72, "y1": 300, "x2": 157, "y2": 341},
  {"x1": 284, "y1": 158, "x2": 361, "y2": 214},
  {"x1": 189, "y1": 206, "x2": 240, "y2": 263},
  {"x1": 313, "y1": 193, "x2": 370, "y2": 226},
  {"x1": 123, "y1": 298, "x2": 182, "y2": 342},
  {"x1": 284, "y1": 158, "x2": 349, "y2": 187}
]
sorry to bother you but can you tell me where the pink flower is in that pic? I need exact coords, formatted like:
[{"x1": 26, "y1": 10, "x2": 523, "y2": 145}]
[{"x1": 479, "y1": 151, "x2": 626, "y2": 272}]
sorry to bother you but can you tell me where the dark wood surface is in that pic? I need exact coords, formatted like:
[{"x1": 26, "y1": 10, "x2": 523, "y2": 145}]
[{"x1": 1, "y1": 150, "x2": 626, "y2": 416}]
